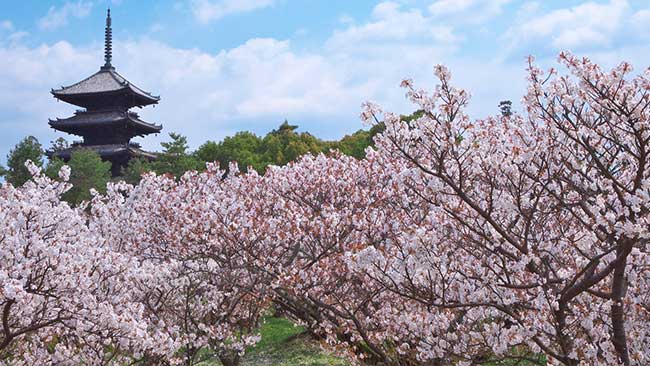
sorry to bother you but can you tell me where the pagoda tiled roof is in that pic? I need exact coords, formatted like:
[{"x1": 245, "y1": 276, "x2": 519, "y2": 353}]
[
  {"x1": 49, "y1": 109, "x2": 162, "y2": 134},
  {"x1": 51, "y1": 67, "x2": 159, "y2": 105},
  {"x1": 48, "y1": 143, "x2": 157, "y2": 160}
]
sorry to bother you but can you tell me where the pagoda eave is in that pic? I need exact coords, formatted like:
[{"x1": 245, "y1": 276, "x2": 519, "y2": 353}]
[
  {"x1": 48, "y1": 144, "x2": 158, "y2": 161},
  {"x1": 48, "y1": 112, "x2": 162, "y2": 136},
  {"x1": 51, "y1": 66, "x2": 160, "y2": 109},
  {"x1": 52, "y1": 88, "x2": 159, "y2": 109}
]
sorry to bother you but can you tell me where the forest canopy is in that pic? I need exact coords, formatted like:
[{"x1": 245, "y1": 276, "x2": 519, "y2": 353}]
[{"x1": 1, "y1": 119, "x2": 389, "y2": 190}]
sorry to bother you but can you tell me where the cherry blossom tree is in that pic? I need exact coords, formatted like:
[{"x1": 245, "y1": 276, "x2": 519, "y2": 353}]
[
  {"x1": 254, "y1": 154, "x2": 400, "y2": 363},
  {"x1": 0, "y1": 162, "x2": 175, "y2": 365},
  {"x1": 350, "y1": 53, "x2": 650, "y2": 365},
  {"x1": 89, "y1": 164, "x2": 267, "y2": 366}
]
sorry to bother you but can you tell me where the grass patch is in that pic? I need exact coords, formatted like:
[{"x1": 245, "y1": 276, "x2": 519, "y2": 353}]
[
  {"x1": 242, "y1": 317, "x2": 348, "y2": 366},
  {"x1": 250, "y1": 317, "x2": 305, "y2": 351},
  {"x1": 200, "y1": 318, "x2": 543, "y2": 366},
  {"x1": 199, "y1": 317, "x2": 348, "y2": 366}
]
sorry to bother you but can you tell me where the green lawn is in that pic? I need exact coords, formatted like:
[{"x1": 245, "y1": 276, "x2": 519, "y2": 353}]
[
  {"x1": 198, "y1": 317, "x2": 544, "y2": 366},
  {"x1": 200, "y1": 317, "x2": 348, "y2": 366}
]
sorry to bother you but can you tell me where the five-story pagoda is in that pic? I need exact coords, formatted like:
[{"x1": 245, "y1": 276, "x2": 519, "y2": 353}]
[{"x1": 48, "y1": 9, "x2": 162, "y2": 176}]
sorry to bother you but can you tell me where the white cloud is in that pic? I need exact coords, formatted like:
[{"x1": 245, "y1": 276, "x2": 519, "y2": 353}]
[
  {"x1": 327, "y1": 1, "x2": 459, "y2": 52},
  {"x1": 6, "y1": 31, "x2": 29, "y2": 44},
  {"x1": 517, "y1": 1, "x2": 540, "y2": 17},
  {"x1": 505, "y1": 0, "x2": 628, "y2": 50},
  {"x1": 429, "y1": 0, "x2": 474, "y2": 15},
  {"x1": 428, "y1": 0, "x2": 512, "y2": 23},
  {"x1": 0, "y1": 20, "x2": 28, "y2": 47},
  {"x1": 632, "y1": 8, "x2": 650, "y2": 35},
  {"x1": 37, "y1": 1, "x2": 93, "y2": 30},
  {"x1": 191, "y1": 0, "x2": 274, "y2": 24},
  {"x1": 0, "y1": 20, "x2": 13, "y2": 31}
]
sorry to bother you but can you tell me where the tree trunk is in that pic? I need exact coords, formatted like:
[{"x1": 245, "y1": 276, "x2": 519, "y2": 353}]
[
  {"x1": 218, "y1": 351, "x2": 241, "y2": 366},
  {"x1": 610, "y1": 243, "x2": 632, "y2": 366}
]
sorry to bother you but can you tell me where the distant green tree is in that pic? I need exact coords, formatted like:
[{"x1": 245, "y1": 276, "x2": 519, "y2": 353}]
[
  {"x1": 76, "y1": 117, "x2": 401, "y2": 183},
  {"x1": 499, "y1": 100, "x2": 513, "y2": 117},
  {"x1": 194, "y1": 140, "x2": 221, "y2": 163},
  {"x1": 332, "y1": 123, "x2": 385, "y2": 159},
  {"x1": 121, "y1": 157, "x2": 152, "y2": 185},
  {"x1": 1, "y1": 120, "x2": 393, "y2": 194},
  {"x1": 150, "y1": 133, "x2": 203, "y2": 178},
  {"x1": 3, "y1": 136, "x2": 44, "y2": 186},
  {"x1": 195, "y1": 122, "x2": 330, "y2": 174},
  {"x1": 49, "y1": 137, "x2": 70, "y2": 152},
  {"x1": 400, "y1": 109, "x2": 425, "y2": 123},
  {"x1": 258, "y1": 121, "x2": 326, "y2": 169},
  {"x1": 195, "y1": 131, "x2": 262, "y2": 172},
  {"x1": 333, "y1": 130, "x2": 372, "y2": 159},
  {"x1": 44, "y1": 157, "x2": 66, "y2": 180},
  {"x1": 43, "y1": 139, "x2": 70, "y2": 181},
  {"x1": 61, "y1": 150, "x2": 111, "y2": 206},
  {"x1": 260, "y1": 134, "x2": 284, "y2": 168}
]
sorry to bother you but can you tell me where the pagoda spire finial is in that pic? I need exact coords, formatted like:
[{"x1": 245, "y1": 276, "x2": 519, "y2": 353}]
[{"x1": 103, "y1": 8, "x2": 113, "y2": 69}]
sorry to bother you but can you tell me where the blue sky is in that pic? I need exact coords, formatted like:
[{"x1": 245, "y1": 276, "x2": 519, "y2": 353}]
[{"x1": 1, "y1": 0, "x2": 649, "y2": 163}]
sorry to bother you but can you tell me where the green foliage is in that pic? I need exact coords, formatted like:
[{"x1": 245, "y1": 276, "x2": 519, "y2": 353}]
[
  {"x1": 43, "y1": 138, "x2": 70, "y2": 180},
  {"x1": 3, "y1": 136, "x2": 44, "y2": 186},
  {"x1": 150, "y1": 133, "x2": 203, "y2": 178},
  {"x1": 259, "y1": 121, "x2": 326, "y2": 168},
  {"x1": 195, "y1": 131, "x2": 262, "y2": 172},
  {"x1": 499, "y1": 100, "x2": 513, "y2": 117},
  {"x1": 138, "y1": 119, "x2": 396, "y2": 178},
  {"x1": 44, "y1": 157, "x2": 65, "y2": 180},
  {"x1": 195, "y1": 121, "x2": 329, "y2": 174},
  {"x1": 400, "y1": 109, "x2": 425, "y2": 123},
  {"x1": 61, "y1": 149, "x2": 111, "y2": 206},
  {"x1": 4, "y1": 114, "x2": 408, "y2": 193},
  {"x1": 49, "y1": 137, "x2": 70, "y2": 152},
  {"x1": 330, "y1": 122, "x2": 385, "y2": 159},
  {"x1": 192, "y1": 118, "x2": 396, "y2": 175},
  {"x1": 121, "y1": 157, "x2": 152, "y2": 185},
  {"x1": 161, "y1": 132, "x2": 191, "y2": 155}
]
